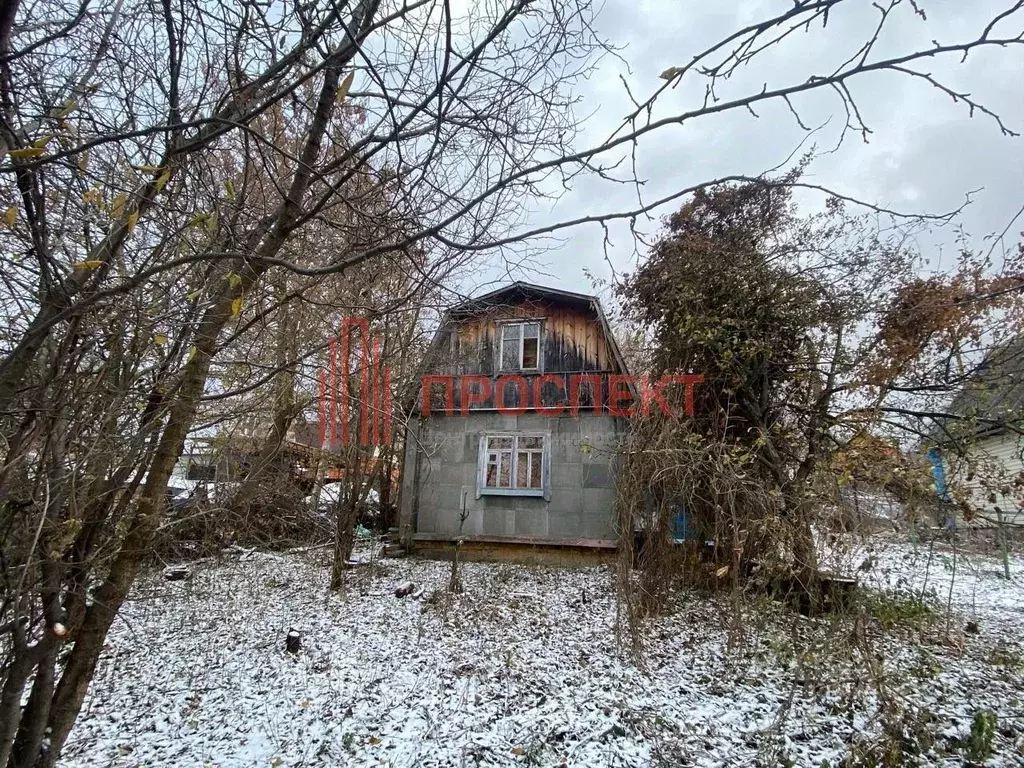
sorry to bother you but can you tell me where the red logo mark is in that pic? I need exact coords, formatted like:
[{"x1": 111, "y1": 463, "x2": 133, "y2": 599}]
[
  {"x1": 420, "y1": 373, "x2": 702, "y2": 418},
  {"x1": 318, "y1": 318, "x2": 391, "y2": 448}
]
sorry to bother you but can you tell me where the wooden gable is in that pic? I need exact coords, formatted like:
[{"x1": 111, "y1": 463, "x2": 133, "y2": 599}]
[{"x1": 416, "y1": 283, "x2": 629, "y2": 413}]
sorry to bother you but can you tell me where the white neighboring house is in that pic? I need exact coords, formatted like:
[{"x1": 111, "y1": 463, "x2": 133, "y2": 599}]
[
  {"x1": 165, "y1": 440, "x2": 237, "y2": 507},
  {"x1": 939, "y1": 432, "x2": 1024, "y2": 526},
  {"x1": 930, "y1": 339, "x2": 1024, "y2": 527}
]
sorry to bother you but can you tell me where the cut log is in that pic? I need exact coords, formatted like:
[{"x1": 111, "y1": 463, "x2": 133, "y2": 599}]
[{"x1": 163, "y1": 565, "x2": 189, "y2": 581}]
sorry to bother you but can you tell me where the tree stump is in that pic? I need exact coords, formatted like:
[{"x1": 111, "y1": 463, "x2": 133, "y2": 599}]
[{"x1": 286, "y1": 628, "x2": 302, "y2": 654}]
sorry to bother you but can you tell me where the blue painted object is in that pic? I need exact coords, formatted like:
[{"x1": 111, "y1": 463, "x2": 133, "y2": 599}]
[
  {"x1": 671, "y1": 505, "x2": 691, "y2": 542},
  {"x1": 927, "y1": 447, "x2": 950, "y2": 501}
]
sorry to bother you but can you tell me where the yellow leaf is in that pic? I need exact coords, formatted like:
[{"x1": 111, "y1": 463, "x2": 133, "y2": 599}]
[
  {"x1": 132, "y1": 164, "x2": 162, "y2": 174},
  {"x1": 154, "y1": 169, "x2": 171, "y2": 194},
  {"x1": 8, "y1": 146, "x2": 45, "y2": 159},
  {"x1": 659, "y1": 66, "x2": 679, "y2": 81},
  {"x1": 187, "y1": 345, "x2": 197, "y2": 362},
  {"x1": 715, "y1": 565, "x2": 730, "y2": 579},
  {"x1": 336, "y1": 71, "x2": 355, "y2": 103},
  {"x1": 56, "y1": 99, "x2": 78, "y2": 118},
  {"x1": 32, "y1": 135, "x2": 54, "y2": 149},
  {"x1": 225, "y1": 272, "x2": 242, "y2": 289},
  {"x1": 3, "y1": 207, "x2": 16, "y2": 227},
  {"x1": 110, "y1": 193, "x2": 127, "y2": 218},
  {"x1": 205, "y1": 211, "x2": 218, "y2": 232},
  {"x1": 230, "y1": 296, "x2": 242, "y2": 317},
  {"x1": 154, "y1": 334, "x2": 167, "y2": 346},
  {"x1": 126, "y1": 210, "x2": 139, "y2": 234},
  {"x1": 72, "y1": 260, "x2": 103, "y2": 270},
  {"x1": 224, "y1": 179, "x2": 235, "y2": 201},
  {"x1": 187, "y1": 289, "x2": 203, "y2": 301}
]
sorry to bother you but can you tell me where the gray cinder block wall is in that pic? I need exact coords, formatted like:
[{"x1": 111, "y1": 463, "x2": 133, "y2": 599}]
[{"x1": 398, "y1": 412, "x2": 622, "y2": 547}]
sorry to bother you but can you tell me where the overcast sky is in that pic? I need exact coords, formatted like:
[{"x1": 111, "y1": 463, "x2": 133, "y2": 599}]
[{"x1": 468, "y1": 0, "x2": 1024, "y2": 306}]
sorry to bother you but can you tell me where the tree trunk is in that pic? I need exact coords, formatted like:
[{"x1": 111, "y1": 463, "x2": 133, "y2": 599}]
[
  {"x1": 228, "y1": 281, "x2": 299, "y2": 514},
  {"x1": 331, "y1": 445, "x2": 362, "y2": 590},
  {"x1": 10, "y1": 13, "x2": 371, "y2": 761},
  {"x1": 41, "y1": 309, "x2": 227, "y2": 761}
]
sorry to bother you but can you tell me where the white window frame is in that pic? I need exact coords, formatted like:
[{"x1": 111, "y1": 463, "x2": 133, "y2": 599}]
[
  {"x1": 498, "y1": 320, "x2": 543, "y2": 372},
  {"x1": 476, "y1": 432, "x2": 550, "y2": 499}
]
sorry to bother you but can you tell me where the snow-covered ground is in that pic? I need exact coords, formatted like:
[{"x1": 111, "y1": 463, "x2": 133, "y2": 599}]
[{"x1": 61, "y1": 537, "x2": 1024, "y2": 767}]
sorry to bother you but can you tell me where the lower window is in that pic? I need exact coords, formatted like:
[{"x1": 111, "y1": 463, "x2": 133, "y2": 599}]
[{"x1": 478, "y1": 433, "x2": 548, "y2": 496}]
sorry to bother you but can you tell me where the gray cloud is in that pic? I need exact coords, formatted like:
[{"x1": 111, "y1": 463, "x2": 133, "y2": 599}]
[{"x1": 490, "y1": 0, "x2": 1023, "y2": 300}]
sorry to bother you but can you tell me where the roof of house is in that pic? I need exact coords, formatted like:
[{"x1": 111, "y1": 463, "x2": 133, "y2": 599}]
[
  {"x1": 449, "y1": 281, "x2": 602, "y2": 316},
  {"x1": 931, "y1": 335, "x2": 1024, "y2": 445}
]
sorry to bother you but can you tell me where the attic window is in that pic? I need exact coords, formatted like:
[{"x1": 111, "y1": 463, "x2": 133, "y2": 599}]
[{"x1": 500, "y1": 321, "x2": 541, "y2": 371}]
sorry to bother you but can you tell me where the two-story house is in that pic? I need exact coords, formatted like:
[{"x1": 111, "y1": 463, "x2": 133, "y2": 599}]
[{"x1": 396, "y1": 282, "x2": 632, "y2": 557}]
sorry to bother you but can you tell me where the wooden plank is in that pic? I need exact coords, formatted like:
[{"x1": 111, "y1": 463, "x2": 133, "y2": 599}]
[{"x1": 412, "y1": 532, "x2": 618, "y2": 549}]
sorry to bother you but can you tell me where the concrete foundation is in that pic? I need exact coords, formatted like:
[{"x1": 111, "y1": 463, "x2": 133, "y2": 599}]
[{"x1": 412, "y1": 539, "x2": 617, "y2": 566}]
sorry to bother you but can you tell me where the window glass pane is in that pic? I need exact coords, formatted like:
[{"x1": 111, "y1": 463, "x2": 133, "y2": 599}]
[
  {"x1": 522, "y1": 322, "x2": 540, "y2": 339},
  {"x1": 521, "y1": 436, "x2": 543, "y2": 449},
  {"x1": 486, "y1": 453, "x2": 512, "y2": 488},
  {"x1": 522, "y1": 337, "x2": 538, "y2": 369},
  {"x1": 501, "y1": 339, "x2": 520, "y2": 370},
  {"x1": 502, "y1": 323, "x2": 521, "y2": 340},
  {"x1": 529, "y1": 453, "x2": 543, "y2": 488},
  {"x1": 487, "y1": 437, "x2": 513, "y2": 450},
  {"x1": 516, "y1": 451, "x2": 529, "y2": 488}
]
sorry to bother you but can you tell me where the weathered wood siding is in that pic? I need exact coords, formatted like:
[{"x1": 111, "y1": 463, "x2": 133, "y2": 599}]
[
  {"x1": 420, "y1": 299, "x2": 627, "y2": 412},
  {"x1": 443, "y1": 301, "x2": 615, "y2": 376}
]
